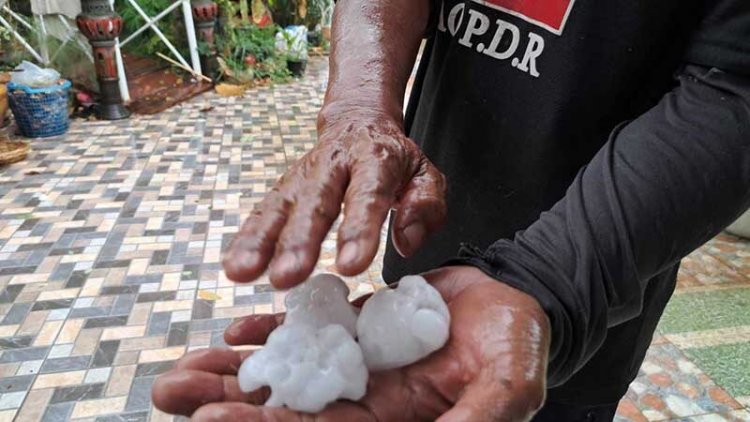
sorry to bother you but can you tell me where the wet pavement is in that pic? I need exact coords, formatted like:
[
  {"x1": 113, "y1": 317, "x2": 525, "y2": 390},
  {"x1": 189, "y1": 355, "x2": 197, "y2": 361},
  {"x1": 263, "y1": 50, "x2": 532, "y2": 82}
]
[{"x1": 0, "y1": 56, "x2": 748, "y2": 421}]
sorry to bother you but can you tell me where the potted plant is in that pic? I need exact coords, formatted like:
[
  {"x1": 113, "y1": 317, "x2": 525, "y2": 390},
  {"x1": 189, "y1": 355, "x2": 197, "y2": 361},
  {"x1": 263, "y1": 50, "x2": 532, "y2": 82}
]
[
  {"x1": 319, "y1": 0, "x2": 333, "y2": 41},
  {"x1": 281, "y1": 27, "x2": 308, "y2": 77}
]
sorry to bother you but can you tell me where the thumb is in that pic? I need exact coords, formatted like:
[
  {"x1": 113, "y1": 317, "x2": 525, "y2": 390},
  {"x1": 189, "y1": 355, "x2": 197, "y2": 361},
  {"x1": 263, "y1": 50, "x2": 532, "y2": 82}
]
[
  {"x1": 224, "y1": 313, "x2": 285, "y2": 346},
  {"x1": 391, "y1": 159, "x2": 447, "y2": 258},
  {"x1": 436, "y1": 375, "x2": 544, "y2": 422}
]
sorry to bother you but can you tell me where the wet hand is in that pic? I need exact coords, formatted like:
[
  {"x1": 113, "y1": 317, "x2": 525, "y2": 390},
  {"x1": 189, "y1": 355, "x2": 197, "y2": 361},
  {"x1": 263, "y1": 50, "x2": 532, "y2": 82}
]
[
  {"x1": 152, "y1": 266, "x2": 550, "y2": 421},
  {"x1": 222, "y1": 112, "x2": 447, "y2": 289}
]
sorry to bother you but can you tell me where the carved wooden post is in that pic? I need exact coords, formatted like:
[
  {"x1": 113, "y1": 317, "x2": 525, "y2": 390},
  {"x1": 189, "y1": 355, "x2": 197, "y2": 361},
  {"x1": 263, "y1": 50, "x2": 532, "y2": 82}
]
[
  {"x1": 76, "y1": 0, "x2": 130, "y2": 120},
  {"x1": 192, "y1": 0, "x2": 219, "y2": 78}
]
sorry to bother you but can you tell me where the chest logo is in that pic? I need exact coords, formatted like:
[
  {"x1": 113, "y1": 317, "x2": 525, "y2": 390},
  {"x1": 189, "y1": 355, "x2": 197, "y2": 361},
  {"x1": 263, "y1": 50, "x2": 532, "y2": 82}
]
[{"x1": 472, "y1": 0, "x2": 575, "y2": 35}]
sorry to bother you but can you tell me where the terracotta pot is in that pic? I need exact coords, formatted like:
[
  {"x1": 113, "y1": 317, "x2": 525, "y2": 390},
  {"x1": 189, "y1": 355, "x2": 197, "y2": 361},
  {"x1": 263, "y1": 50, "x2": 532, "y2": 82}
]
[
  {"x1": 0, "y1": 84, "x2": 8, "y2": 127},
  {"x1": 322, "y1": 26, "x2": 331, "y2": 41},
  {"x1": 726, "y1": 209, "x2": 750, "y2": 239}
]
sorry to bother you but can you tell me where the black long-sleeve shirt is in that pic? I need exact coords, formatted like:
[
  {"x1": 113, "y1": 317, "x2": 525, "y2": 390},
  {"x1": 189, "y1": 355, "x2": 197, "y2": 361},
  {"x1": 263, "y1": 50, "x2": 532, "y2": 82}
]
[
  {"x1": 453, "y1": 64, "x2": 750, "y2": 386},
  {"x1": 383, "y1": 0, "x2": 750, "y2": 400}
]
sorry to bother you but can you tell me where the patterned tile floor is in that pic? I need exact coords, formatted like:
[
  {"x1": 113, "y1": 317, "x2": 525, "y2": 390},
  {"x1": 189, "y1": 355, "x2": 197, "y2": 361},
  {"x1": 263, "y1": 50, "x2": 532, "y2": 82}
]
[{"x1": 0, "y1": 56, "x2": 748, "y2": 421}]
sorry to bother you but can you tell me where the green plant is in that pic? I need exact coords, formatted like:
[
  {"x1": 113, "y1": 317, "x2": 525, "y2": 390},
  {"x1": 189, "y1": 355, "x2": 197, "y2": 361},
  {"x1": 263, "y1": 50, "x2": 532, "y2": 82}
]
[
  {"x1": 0, "y1": 18, "x2": 32, "y2": 69},
  {"x1": 267, "y1": 0, "x2": 304, "y2": 27},
  {"x1": 116, "y1": 0, "x2": 188, "y2": 58},
  {"x1": 0, "y1": 26, "x2": 11, "y2": 44},
  {"x1": 214, "y1": 23, "x2": 290, "y2": 84},
  {"x1": 305, "y1": 0, "x2": 330, "y2": 29},
  {"x1": 281, "y1": 29, "x2": 306, "y2": 61}
]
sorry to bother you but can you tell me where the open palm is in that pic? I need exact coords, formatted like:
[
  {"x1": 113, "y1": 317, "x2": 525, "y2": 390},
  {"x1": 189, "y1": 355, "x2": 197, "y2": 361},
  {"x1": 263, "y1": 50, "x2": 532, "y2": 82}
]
[{"x1": 152, "y1": 266, "x2": 550, "y2": 421}]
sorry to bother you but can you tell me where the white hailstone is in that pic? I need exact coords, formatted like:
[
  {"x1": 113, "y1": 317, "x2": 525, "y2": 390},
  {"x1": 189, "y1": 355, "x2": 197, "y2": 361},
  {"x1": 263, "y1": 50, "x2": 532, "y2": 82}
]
[
  {"x1": 284, "y1": 273, "x2": 359, "y2": 336},
  {"x1": 237, "y1": 323, "x2": 368, "y2": 413},
  {"x1": 356, "y1": 275, "x2": 450, "y2": 371},
  {"x1": 237, "y1": 273, "x2": 367, "y2": 413}
]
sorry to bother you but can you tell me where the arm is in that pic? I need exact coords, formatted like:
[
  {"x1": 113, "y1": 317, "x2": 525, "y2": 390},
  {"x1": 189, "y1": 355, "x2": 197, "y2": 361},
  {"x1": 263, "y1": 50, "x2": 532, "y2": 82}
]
[
  {"x1": 224, "y1": 0, "x2": 446, "y2": 288},
  {"x1": 319, "y1": 0, "x2": 431, "y2": 127},
  {"x1": 456, "y1": 63, "x2": 750, "y2": 386}
]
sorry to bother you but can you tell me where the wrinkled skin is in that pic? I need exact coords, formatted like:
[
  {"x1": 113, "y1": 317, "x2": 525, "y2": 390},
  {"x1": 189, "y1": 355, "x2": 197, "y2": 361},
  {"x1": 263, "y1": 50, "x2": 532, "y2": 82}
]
[
  {"x1": 222, "y1": 0, "x2": 439, "y2": 289},
  {"x1": 222, "y1": 113, "x2": 447, "y2": 288},
  {"x1": 152, "y1": 266, "x2": 550, "y2": 421}
]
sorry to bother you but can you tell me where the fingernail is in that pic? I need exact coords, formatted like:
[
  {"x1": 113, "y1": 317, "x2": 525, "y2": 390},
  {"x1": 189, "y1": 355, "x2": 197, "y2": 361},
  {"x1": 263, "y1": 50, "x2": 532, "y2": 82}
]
[
  {"x1": 273, "y1": 251, "x2": 300, "y2": 276},
  {"x1": 226, "y1": 319, "x2": 244, "y2": 339},
  {"x1": 337, "y1": 241, "x2": 360, "y2": 267},
  {"x1": 239, "y1": 250, "x2": 260, "y2": 267},
  {"x1": 401, "y1": 222, "x2": 426, "y2": 255}
]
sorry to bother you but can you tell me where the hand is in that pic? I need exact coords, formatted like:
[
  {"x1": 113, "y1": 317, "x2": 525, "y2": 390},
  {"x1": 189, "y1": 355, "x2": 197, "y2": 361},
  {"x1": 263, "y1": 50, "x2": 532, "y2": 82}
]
[
  {"x1": 152, "y1": 266, "x2": 551, "y2": 421},
  {"x1": 222, "y1": 111, "x2": 447, "y2": 288}
]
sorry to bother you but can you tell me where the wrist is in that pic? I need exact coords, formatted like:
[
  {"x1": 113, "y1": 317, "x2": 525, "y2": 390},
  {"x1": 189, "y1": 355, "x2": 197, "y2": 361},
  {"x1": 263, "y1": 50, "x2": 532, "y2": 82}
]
[
  {"x1": 428, "y1": 266, "x2": 550, "y2": 325},
  {"x1": 317, "y1": 100, "x2": 405, "y2": 134}
]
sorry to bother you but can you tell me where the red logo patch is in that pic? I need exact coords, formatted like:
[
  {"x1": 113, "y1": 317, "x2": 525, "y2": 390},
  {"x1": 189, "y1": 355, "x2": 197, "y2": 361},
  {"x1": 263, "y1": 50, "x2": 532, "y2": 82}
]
[{"x1": 473, "y1": 0, "x2": 575, "y2": 35}]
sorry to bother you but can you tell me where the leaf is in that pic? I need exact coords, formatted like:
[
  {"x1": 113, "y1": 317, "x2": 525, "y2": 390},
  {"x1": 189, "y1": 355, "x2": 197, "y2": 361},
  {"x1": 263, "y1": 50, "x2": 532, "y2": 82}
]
[{"x1": 198, "y1": 290, "x2": 222, "y2": 301}]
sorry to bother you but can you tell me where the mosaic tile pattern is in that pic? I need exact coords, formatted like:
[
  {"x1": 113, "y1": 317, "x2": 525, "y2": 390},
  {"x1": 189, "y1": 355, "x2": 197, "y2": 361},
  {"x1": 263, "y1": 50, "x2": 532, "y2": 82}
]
[{"x1": 0, "y1": 56, "x2": 748, "y2": 421}]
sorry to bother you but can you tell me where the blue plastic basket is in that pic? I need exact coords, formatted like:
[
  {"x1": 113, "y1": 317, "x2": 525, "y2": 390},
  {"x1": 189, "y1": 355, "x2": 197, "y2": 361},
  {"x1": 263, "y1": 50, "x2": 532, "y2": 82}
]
[{"x1": 7, "y1": 80, "x2": 71, "y2": 138}]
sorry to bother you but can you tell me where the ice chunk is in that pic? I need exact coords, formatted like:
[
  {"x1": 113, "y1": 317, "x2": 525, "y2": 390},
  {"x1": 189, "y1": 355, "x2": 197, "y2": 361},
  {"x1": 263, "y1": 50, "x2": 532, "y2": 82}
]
[
  {"x1": 237, "y1": 274, "x2": 366, "y2": 412},
  {"x1": 284, "y1": 273, "x2": 359, "y2": 336},
  {"x1": 356, "y1": 275, "x2": 450, "y2": 371},
  {"x1": 237, "y1": 323, "x2": 368, "y2": 413}
]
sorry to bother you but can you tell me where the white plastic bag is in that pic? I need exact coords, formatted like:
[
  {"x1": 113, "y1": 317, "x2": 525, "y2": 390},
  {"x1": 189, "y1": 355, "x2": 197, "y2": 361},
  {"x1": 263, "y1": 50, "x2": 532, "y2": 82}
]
[
  {"x1": 276, "y1": 26, "x2": 308, "y2": 61},
  {"x1": 11, "y1": 61, "x2": 61, "y2": 88}
]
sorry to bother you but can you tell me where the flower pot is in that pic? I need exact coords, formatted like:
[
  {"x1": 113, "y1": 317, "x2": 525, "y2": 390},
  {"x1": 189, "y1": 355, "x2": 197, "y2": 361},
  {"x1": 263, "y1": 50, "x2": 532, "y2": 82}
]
[
  {"x1": 726, "y1": 209, "x2": 750, "y2": 239},
  {"x1": 287, "y1": 60, "x2": 307, "y2": 77},
  {"x1": 307, "y1": 32, "x2": 322, "y2": 47},
  {"x1": 321, "y1": 26, "x2": 331, "y2": 41},
  {"x1": 0, "y1": 83, "x2": 8, "y2": 127}
]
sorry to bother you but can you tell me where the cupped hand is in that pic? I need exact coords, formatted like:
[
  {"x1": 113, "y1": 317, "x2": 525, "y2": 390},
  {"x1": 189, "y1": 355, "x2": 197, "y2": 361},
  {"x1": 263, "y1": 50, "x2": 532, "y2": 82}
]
[
  {"x1": 152, "y1": 266, "x2": 551, "y2": 421},
  {"x1": 222, "y1": 112, "x2": 447, "y2": 288}
]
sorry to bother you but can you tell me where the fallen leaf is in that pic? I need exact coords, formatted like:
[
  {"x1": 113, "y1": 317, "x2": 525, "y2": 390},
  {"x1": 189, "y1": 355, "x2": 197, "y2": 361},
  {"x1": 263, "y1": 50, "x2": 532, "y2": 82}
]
[{"x1": 198, "y1": 290, "x2": 222, "y2": 301}]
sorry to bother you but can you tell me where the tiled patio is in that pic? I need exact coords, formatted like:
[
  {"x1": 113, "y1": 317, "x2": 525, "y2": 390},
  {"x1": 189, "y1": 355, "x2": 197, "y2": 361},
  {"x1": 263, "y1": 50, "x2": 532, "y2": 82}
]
[{"x1": 0, "y1": 56, "x2": 748, "y2": 421}]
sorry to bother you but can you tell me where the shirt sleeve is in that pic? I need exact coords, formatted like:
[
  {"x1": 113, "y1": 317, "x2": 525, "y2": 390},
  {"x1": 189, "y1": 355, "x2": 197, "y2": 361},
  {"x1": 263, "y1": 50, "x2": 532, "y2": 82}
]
[
  {"x1": 684, "y1": 0, "x2": 750, "y2": 75},
  {"x1": 448, "y1": 64, "x2": 750, "y2": 387}
]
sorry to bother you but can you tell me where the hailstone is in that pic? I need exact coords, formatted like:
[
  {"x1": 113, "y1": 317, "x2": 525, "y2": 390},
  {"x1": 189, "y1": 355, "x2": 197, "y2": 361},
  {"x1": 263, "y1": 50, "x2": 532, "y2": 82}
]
[
  {"x1": 356, "y1": 275, "x2": 450, "y2": 371},
  {"x1": 237, "y1": 273, "x2": 366, "y2": 413},
  {"x1": 284, "y1": 273, "x2": 359, "y2": 336},
  {"x1": 237, "y1": 323, "x2": 368, "y2": 413}
]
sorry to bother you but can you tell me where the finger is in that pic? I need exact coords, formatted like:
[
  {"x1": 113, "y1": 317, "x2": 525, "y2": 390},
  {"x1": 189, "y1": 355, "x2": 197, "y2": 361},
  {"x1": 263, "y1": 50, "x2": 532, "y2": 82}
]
[
  {"x1": 152, "y1": 369, "x2": 270, "y2": 416},
  {"x1": 223, "y1": 189, "x2": 292, "y2": 283},
  {"x1": 224, "y1": 313, "x2": 285, "y2": 346},
  {"x1": 391, "y1": 160, "x2": 447, "y2": 258},
  {"x1": 336, "y1": 149, "x2": 408, "y2": 276},
  {"x1": 269, "y1": 154, "x2": 348, "y2": 288},
  {"x1": 192, "y1": 401, "x2": 375, "y2": 422},
  {"x1": 173, "y1": 348, "x2": 249, "y2": 373}
]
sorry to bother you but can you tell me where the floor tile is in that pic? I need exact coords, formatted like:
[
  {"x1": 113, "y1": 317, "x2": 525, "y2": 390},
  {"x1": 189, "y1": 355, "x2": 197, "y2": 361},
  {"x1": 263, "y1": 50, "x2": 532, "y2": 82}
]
[
  {"x1": 0, "y1": 55, "x2": 747, "y2": 421},
  {"x1": 622, "y1": 344, "x2": 741, "y2": 420}
]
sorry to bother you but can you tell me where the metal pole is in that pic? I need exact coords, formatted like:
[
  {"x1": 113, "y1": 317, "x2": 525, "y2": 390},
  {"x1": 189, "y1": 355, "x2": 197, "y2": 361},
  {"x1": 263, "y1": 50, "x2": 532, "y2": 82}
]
[
  {"x1": 108, "y1": 0, "x2": 130, "y2": 103},
  {"x1": 124, "y1": 0, "x2": 192, "y2": 69},
  {"x1": 120, "y1": 1, "x2": 181, "y2": 47},
  {"x1": 114, "y1": 38, "x2": 130, "y2": 102},
  {"x1": 2, "y1": 5, "x2": 33, "y2": 30},
  {"x1": 35, "y1": 14, "x2": 50, "y2": 65},
  {"x1": 182, "y1": 0, "x2": 202, "y2": 76},
  {"x1": 0, "y1": 13, "x2": 44, "y2": 63}
]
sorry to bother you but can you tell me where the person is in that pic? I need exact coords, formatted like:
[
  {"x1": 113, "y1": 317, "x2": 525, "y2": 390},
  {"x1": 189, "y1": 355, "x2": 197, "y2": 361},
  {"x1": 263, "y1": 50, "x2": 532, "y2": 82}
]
[{"x1": 152, "y1": 0, "x2": 750, "y2": 420}]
